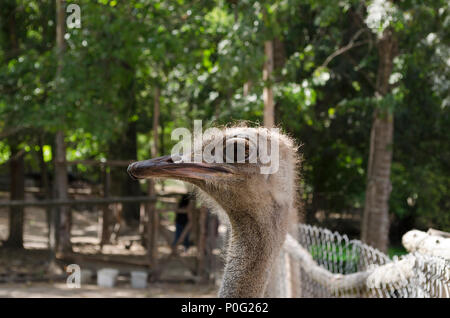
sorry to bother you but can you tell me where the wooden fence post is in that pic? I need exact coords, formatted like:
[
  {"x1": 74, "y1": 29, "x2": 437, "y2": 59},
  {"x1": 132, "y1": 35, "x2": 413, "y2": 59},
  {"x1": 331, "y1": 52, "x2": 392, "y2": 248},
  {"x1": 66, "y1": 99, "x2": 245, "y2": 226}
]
[
  {"x1": 5, "y1": 146, "x2": 25, "y2": 248},
  {"x1": 99, "y1": 166, "x2": 112, "y2": 247},
  {"x1": 146, "y1": 180, "x2": 159, "y2": 275}
]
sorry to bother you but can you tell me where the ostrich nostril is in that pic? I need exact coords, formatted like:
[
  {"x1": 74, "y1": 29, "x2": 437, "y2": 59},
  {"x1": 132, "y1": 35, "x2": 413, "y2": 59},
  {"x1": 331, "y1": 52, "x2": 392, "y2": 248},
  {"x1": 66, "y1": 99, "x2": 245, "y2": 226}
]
[{"x1": 169, "y1": 154, "x2": 181, "y2": 163}]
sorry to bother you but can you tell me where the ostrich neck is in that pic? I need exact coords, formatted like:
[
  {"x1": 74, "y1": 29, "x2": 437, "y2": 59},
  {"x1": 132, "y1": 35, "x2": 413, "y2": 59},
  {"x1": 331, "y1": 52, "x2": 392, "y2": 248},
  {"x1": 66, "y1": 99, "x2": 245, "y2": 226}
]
[{"x1": 219, "y1": 206, "x2": 287, "y2": 298}]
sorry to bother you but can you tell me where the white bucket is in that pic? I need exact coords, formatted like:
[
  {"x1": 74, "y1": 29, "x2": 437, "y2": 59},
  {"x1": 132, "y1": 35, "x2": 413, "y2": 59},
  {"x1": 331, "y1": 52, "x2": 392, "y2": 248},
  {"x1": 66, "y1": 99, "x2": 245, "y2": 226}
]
[
  {"x1": 97, "y1": 268, "x2": 119, "y2": 288},
  {"x1": 131, "y1": 271, "x2": 148, "y2": 289}
]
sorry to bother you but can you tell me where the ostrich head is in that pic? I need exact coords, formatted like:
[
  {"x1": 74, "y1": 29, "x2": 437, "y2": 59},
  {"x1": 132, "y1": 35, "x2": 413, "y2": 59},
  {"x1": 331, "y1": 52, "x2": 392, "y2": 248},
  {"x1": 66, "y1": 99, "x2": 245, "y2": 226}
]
[{"x1": 128, "y1": 125, "x2": 300, "y2": 297}]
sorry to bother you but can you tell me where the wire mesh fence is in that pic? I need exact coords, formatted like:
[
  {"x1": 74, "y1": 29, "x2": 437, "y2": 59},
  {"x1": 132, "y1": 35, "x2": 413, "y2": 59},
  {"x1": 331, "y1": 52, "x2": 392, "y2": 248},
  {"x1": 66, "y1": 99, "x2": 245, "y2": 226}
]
[{"x1": 295, "y1": 224, "x2": 450, "y2": 298}]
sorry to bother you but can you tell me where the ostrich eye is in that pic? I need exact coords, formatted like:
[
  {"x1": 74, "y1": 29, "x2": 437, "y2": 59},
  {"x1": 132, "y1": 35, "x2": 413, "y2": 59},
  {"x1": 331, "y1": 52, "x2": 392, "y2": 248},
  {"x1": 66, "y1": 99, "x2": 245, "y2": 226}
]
[{"x1": 224, "y1": 137, "x2": 250, "y2": 163}]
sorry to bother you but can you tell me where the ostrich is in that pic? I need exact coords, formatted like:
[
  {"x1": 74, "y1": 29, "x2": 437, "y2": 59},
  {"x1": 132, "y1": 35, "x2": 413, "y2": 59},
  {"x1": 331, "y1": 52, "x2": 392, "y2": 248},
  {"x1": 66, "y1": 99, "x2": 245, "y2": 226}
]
[{"x1": 127, "y1": 126, "x2": 301, "y2": 297}]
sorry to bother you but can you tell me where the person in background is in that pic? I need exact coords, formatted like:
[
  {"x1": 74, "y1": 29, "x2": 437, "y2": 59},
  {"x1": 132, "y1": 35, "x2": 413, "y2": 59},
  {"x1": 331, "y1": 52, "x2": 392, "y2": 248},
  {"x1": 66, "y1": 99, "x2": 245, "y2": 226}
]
[{"x1": 173, "y1": 194, "x2": 191, "y2": 251}]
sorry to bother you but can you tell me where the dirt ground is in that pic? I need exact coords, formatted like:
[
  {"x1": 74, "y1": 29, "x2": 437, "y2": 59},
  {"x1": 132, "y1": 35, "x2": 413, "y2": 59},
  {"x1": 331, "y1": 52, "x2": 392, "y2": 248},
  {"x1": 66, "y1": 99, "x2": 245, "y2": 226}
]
[
  {"x1": 0, "y1": 245, "x2": 220, "y2": 297},
  {"x1": 0, "y1": 281, "x2": 217, "y2": 298}
]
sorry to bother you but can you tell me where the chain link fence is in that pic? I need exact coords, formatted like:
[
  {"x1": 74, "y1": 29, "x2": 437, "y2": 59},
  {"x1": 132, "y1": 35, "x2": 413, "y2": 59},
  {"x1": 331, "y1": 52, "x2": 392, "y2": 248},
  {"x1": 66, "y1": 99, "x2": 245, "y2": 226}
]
[{"x1": 292, "y1": 224, "x2": 450, "y2": 298}]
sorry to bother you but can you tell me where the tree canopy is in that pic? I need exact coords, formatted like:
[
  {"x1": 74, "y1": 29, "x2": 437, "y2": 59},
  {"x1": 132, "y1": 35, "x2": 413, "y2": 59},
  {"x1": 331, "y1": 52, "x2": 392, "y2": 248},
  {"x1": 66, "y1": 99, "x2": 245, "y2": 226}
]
[{"x1": 0, "y1": 0, "x2": 448, "y2": 247}]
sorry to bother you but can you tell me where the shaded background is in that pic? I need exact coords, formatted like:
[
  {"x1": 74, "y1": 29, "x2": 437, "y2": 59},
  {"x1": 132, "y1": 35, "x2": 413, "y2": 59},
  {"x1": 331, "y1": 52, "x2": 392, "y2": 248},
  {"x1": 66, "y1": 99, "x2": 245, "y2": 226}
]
[{"x1": 0, "y1": 0, "x2": 448, "y2": 296}]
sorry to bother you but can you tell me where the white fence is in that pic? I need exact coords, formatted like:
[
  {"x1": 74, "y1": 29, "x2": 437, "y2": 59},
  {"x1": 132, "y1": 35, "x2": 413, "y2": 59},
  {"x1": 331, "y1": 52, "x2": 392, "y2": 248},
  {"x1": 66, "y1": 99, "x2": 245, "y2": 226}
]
[{"x1": 284, "y1": 224, "x2": 450, "y2": 298}]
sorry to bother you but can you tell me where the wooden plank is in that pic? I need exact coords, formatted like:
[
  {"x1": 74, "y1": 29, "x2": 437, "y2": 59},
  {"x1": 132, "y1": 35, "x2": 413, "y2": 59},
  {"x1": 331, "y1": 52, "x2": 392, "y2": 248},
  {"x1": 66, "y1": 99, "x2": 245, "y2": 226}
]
[
  {"x1": 0, "y1": 273, "x2": 67, "y2": 284},
  {"x1": 58, "y1": 159, "x2": 134, "y2": 167},
  {"x1": 58, "y1": 252, "x2": 151, "y2": 268},
  {"x1": 146, "y1": 181, "x2": 159, "y2": 272},
  {"x1": 99, "y1": 167, "x2": 112, "y2": 247},
  {"x1": 0, "y1": 196, "x2": 156, "y2": 208}
]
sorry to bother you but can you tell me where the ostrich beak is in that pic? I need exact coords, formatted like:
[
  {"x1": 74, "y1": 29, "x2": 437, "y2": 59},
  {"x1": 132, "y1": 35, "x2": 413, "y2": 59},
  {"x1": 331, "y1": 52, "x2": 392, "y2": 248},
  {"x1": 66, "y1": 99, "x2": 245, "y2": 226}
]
[{"x1": 127, "y1": 155, "x2": 233, "y2": 181}]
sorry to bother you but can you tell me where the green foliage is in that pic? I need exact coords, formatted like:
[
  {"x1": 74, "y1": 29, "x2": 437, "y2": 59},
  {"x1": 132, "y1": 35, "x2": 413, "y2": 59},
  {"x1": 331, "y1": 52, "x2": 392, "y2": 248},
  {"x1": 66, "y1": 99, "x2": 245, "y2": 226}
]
[
  {"x1": 388, "y1": 246, "x2": 408, "y2": 259},
  {"x1": 309, "y1": 243, "x2": 359, "y2": 274},
  {"x1": 0, "y1": 0, "x2": 448, "y2": 244}
]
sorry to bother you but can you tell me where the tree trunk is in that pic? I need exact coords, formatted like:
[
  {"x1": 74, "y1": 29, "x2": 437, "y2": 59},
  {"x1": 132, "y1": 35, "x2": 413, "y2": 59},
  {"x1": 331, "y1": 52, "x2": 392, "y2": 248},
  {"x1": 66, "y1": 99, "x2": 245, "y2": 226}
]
[
  {"x1": 263, "y1": 40, "x2": 274, "y2": 127},
  {"x1": 37, "y1": 136, "x2": 52, "y2": 246},
  {"x1": 54, "y1": 131, "x2": 71, "y2": 254},
  {"x1": 361, "y1": 28, "x2": 397, "y2": 252},
  {"x1": 273, "y1": 37, "x2": 286, "y2": 72},
  {"x1": 54, "y1": 0, "x2": 71, "y2": 254},
  {"x1": 117, "y1": 121, "x2": 141, "y2": 225},
  {"x1": 111, "y1": 75, "x2": 140, "y2": 226},
  {"x1": 5, "y1": 144, "x2": 25, "y2": 248},
  {"x1": 2, "y1": 0, "x2": 24, "y2": 249},
  {"x1": 273, "y1": 37, "x2": 286, "y2": 125},
  {"x1": 152, "y1": 86, "x2": 160, "y2": 160},
  {"x1": 243, "y1": 81, "x2": 252, "y2": 97}
]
